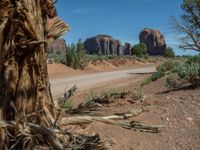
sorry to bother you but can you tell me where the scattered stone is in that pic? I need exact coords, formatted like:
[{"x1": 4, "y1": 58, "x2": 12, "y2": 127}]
[{"x1": 187, "y1": 117, "x2": 193, "y2": 122}]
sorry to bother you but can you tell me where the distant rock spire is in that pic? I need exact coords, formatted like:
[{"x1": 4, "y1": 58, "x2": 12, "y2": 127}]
[{"x1": 139, "y1": 28, "x2": 167, "y2": 55}]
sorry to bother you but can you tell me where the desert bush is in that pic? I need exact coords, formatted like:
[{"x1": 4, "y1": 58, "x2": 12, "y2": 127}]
[
  {"x1": 143, "y1": 56, "x2": 200, "y2": 88},
  {"x1": 141, "y1": 60, "x2": 182, "y2": 86},
  {"x1": 133, "y1": 87, "x2": 144, "y2": 102},
  {"x1": 165, "y1": 63, "x2": 200, "y2": 88},
  {"x1": 87, "y1": 55, "x2": 104, "y2": 64},
  {"x1": 165, "y1": 74, "x2": 184, "y2": 89},
  {"x1": 66, "y1": 39, "x2": 88, "y2": 69},
  {"x1": 87, "y1": 55, "x2": 118, "y2": 64},
  {"x1": 186, "y1": 55, "x2": 200, "y2": 64},
  {"x1": 66, "y1": 44, "x2": 76, "y2": 67},
  {"x1": 107, "y1": 55, "x2": 118, "y2": 60},
  {"x1": 164, "y1": 47, "x2": 175, "y2": 58},
  {"x1": 142, "y1": 53, "x2": 150, "y2": 59},
  {"x1": 48, "y1": 52, "x2": 66, "y2": 64},
  {"x1": 62, "y1": 99, "x2": 73, "y2": 110},
  {"x1": 84, "y1": 88, "x2": 130, "y2": 104},
  {"x1": 141, "y1": 70, "x2": 165, "y2": 86},
  {"x1": 85, "y1": 90, "x2": 100, "y2": 102},
  {"x1": 132, "y1": 43, "x2": 147, "y2": 57},
  {"x1": 156, "y1": 60, "x2": 181, "y2": 72},
  {"x1": 176, "y1": 63, "x2": 200, "y2": 86}
]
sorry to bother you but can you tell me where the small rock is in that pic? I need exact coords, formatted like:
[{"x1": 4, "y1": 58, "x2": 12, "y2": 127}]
[{"x1": 187, "y1": 117, "x2": 193, "y2": 122}]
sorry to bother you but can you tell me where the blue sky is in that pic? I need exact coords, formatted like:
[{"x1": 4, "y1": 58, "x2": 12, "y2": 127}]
[{"x1": 55, "y1": 0, "x2": 199, "y2": 55}]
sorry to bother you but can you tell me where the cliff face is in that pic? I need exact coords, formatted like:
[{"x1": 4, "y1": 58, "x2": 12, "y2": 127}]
[
  {"x1": 139, "y1": 28, "x2": 167, "y2": 55},
  {"x1": 48, "y1": 38, "x2": 67, "y2": 53},
  {"x1": 84, "y1": 35, "x2": 130, "y2": 55},
  {"x1": 123, "y1": 42, "x2": 132, "y2": 55}
]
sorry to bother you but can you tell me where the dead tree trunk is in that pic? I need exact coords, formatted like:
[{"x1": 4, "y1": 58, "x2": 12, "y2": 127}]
[{"x1": 0, "y1": 0, "x2": 68, "y2": 147}]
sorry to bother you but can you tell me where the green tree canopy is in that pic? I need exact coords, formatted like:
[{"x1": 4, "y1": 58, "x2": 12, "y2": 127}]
[
  {"x1": 164, "y1": 47, "x2": 175, "y2": 58},
  {"x1": 132, "y1": 43, "x2": 147, "y2": 57},
  {"x1": 66, "y1": 39, "x2": 88, "y2": 69}
]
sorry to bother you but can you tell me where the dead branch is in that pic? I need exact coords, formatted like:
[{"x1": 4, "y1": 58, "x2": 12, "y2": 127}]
[
  {"x1": 0, "y1": 120, "x2": 63, "y2": 150},
  {"x1": 45, "y1": 16, "x2": 70, "y2": 38},
  {"x1": 61, "y1": 109, "x2": 163, "y2": 133},
  {"x1": 63, "y1": 109, "x2": 143, "y2": 124},
  {"x1": 55, "y1": 85, "x2": 78, "y2": 108},
  {"x1": 68, "y1": 101, "x2": 103, "y2": 115},
  {"x1": 66, "y1": 133, "x2": 105, "y2": 150}
]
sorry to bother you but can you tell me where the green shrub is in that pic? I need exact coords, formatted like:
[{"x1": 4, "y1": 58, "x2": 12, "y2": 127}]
[
  {"x1": 132, "y1": 43, "x2": 147, "y2": 57},
  {"x1": 107, "y1": 55, "x2": 117, "y2": 60},
  {"x1": 156, "y1": 60, "x2": 181, "y2": 72},
  {"x1": 62, "y1": 100, "x2": 73, "y2": 110},
  {"x1": 176, "y1": 63, "x2": 200, "y2": 86},
  {"x1": 87, "y1": 55, "x2": 118, "y2": 64},
  {"x1": 84, "y1": 88, "x2": 130, "y2": 104},
  {"x1": 133, "y1": 87, "x2": 144, "y2": 102},
  {"x1": 165, "y1": 74, "x2": 183, "y2": 89},
  {"x1": 186, "y1": 55, "x2": 200, "y2": 64},
  {"x1": 141, "y1": 70, "x2": 165, "y2": 86},
  {"x1": 166, "y1": 63, "x2": 200, "y2": 88},
  {"x1": 164, "y1": 47, "x2": 175, "y2": 58},
  {"x1": 141, "y1": 60, "x2": 182, "y2": 86},
  {"x1": 87, "y1": 55, "x2": 104, "y2": 64},
  {"x1": 48, "y1": 52, "x2": 66, "y2": 64},
  {"x1": 66, "y1": 44, "x2": 76, "y2": 67},
  {"x1": 66, "y1": 39, "x2": 88, "y2": 70},
  {"x1": 48, "y1": 59, "x2": 54, "y2": 64},
  {"x1": 150, "y1": 70, "x2": 165, "y2": 81},
  {"x1": 142, "y1": 58, "x2": 200, "y2": 88}
]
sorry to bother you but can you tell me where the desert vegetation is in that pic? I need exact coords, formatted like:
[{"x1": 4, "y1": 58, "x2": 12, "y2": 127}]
[
  {"x1": 0, "y1": 1, "x2": 163, "y2": 149},
  {"x1": 171, "y1": 0, "x2": 200, "y2": 51},
  {"x1": 0, "y1": 0, "x2": 200, "y2": 149},
  {"x1": 142, "y1": 55, "x2": 200, "y2": 88},
  {"x1": 65, "y1": 39, "x2": 88, "y2": 69},
  {"x1": 164, "y1": 47, "x2": 175, "y2": 58},
  {"x1": 131, "y1": 43, "x2": 148, "y2": 57}
]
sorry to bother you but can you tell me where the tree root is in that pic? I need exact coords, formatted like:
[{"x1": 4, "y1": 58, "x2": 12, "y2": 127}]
[{"x1": 0, "y1": 108, "x2": 164, "y2": 149}]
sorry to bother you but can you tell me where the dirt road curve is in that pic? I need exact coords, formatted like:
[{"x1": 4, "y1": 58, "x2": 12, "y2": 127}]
[{"x1": 50, "y1": 66, "x2": 156, "y2": 98}]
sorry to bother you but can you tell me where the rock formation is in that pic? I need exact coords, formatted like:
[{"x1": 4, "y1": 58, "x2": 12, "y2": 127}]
[
  {"x1": 123, "y1": 42, "x2": 132, "y2": 55},
  {"x1": 139, "y1": 28, "x2": 167, "y2": 55},
  {"x1": 84, "y1": 35, "x2": 128, "y2": 55},
  {"x1": 48, "y1": 38, "x2": 67, "y2": 53}
]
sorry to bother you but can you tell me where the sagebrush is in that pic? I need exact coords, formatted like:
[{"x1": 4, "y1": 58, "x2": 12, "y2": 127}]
[{"x1": 142, "y1": 55, "x2": 200, "y2": 88}]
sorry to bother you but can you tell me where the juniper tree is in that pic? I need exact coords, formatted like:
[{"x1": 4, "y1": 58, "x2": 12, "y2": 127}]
[
  {"x1": 171, "y1": 0, "x2": 200, "y2": 51},
  {"x1": 0, "y1": 0, "x2": 68, "y2": 149}
]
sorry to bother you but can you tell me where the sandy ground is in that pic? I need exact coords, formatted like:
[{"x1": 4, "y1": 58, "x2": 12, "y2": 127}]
[
  {"x1": 50, "y1": 66, "x2": 155, "y2": 99},
  {"x1": 48, "y1": 61, "x2": 156, "y2": 99},
  {"x1": 68, "y1": 77, "x2": 200, "y2": 150},
  {"x1": 48, "y1": 60, "x2": 155, "y2": 79},
  {"x1": 48, "y1": 62, "x2": 200, "y2": 150}
]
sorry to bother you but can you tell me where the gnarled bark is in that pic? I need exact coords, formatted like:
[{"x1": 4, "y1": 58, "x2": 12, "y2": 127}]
[{"x1": 0, "y1": 0, "x2": 68, "y2": 148}]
